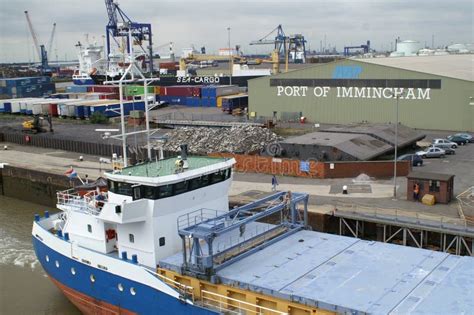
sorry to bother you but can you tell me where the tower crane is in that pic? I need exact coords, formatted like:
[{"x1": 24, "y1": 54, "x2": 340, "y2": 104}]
[
  {"x1": 104, "y1": 0, "x2": 153, "y2": 73},
  {"x1": 24, "y1": 10, "x2": 56, "y2": 75}
]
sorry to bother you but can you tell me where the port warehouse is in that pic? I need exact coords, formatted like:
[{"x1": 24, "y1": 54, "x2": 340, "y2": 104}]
[
  {"x1": 248, "y1": 54, "x2": 474, "y2": 132},
  {"x1": 0, "y1": 81, "x2": 248, "y2": 118}
]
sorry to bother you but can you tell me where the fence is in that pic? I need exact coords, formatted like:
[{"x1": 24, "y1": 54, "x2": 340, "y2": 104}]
[{"x1": 0, "y1": 131, "x2": 175, "y2": 162}]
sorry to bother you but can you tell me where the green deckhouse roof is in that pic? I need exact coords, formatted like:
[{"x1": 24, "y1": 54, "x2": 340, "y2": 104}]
[{"x1": 118, "y1": 156, "x2": 229, "y2": 178}]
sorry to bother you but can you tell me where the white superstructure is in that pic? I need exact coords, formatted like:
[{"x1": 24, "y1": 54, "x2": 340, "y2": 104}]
[{"x1": 56, "y1": 155, "x2": 235, "y2": 269}]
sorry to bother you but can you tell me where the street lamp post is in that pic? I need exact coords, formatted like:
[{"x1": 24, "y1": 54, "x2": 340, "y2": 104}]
[
  {"x1": 393, "y1": 95, "x2": 399, "y2": 198},
  {"x1": 227, "y1": 27, "x2": 232, "y2": 85}
]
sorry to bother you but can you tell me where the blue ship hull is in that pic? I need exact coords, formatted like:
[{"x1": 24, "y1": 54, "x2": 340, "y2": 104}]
[{"x1": 32, "y1": 237, "x2": 217, "y2": 314}]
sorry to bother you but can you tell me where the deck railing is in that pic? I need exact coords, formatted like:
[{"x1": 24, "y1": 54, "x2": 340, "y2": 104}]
[
  {"x1": 200, "y1": 290, "x2": 287, "y2": 315},
  {"x1": 56, "y1": 189, "x2": 107, "y2": 215}
]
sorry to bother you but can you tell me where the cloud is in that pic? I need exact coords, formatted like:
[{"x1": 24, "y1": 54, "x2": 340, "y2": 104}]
[{"x1": 0, "y1": 0, "x2": 472, "y2": 62}]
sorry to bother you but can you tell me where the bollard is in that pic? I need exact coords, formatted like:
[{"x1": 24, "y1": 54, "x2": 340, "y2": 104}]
[
  {"x1": 44, "y1": 211, "x2": 50, "y2": 218},
  {"x1": 342, "y1": 185, "x2": 348, "y2": 195},
  {"x1": 64, "y1": 233, "x2": 70, "y2": 241},
  {"x1": 57, "y1": 230, "x2": 63, "y2": 238},
  {"x1": 121, "y1": 251, "x2": 128, "y2": 260},
  {"x1": 131, "y1": 254, "x2": 138, "y2": 264},
  {"x1": 34, "y1": 214, "x2": 40, "y2": 222}
]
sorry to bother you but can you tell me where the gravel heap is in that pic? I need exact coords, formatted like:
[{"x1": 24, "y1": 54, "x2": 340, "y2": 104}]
[{"x1": 155, "y1": 126, "x2": 282, "y2": 155}]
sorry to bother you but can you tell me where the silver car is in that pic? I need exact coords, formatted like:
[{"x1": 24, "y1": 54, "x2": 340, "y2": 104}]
[
  {"x1": 416, "y1": 147, "x2": 446, "y2": 158},
  {"x1": 432, "y1": 138, "x2": 458, "y2": 149}
]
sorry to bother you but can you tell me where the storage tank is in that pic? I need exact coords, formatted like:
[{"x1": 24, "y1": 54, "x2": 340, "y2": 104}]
[{"x1": 392, "y1": 40, "x2": 421, "y2": 56}]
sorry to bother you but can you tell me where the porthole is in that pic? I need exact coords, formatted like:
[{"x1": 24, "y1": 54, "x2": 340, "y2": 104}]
[
  {"x1": 71, "y1": 267, "x2": 76, "y2": 275},
  {"x1": 55, "y1": 260, "x2": 60, "y2": 268},
  {"x1": 90, "y1": 274, "x2": 96, "y2": 283},
  {"x1": 130, "y1": 287, "x2": 136, "y2": 295},
  {"x1": 45, "y1": 255, "x2": 49, "y2": 262},
  {"x1": 118, "y1": 283, "x2": 124, "y2": 292}
]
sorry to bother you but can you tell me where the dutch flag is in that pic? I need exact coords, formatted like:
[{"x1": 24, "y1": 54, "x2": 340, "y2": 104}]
[{"x1": 64, "y1": 167, "x2": 78, "y2": 179}]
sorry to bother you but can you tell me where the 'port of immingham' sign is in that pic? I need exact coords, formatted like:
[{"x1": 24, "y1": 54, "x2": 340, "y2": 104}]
[{"x1": 270, "y1": 79, "x2": 441, "y2": 100}]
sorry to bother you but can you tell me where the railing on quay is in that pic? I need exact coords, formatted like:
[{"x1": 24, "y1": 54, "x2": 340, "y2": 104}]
[{"x1": 334, "y1": 201, "x2": 474, "y2": 236}]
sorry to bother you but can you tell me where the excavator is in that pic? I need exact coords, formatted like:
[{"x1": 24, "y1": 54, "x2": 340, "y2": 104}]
[{"x1": 22, "y1": 114, "x2": 53, "y2": 134}]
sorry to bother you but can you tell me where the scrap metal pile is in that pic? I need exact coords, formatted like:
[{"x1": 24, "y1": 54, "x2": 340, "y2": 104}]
[{"x1": 155, "y1": 126, "x2": 282, "y2": 155}]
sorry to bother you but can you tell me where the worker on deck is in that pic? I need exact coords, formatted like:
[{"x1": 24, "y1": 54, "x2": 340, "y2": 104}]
[{"x1": 175, "y1": 156, "x2": 184, "y2": 173}]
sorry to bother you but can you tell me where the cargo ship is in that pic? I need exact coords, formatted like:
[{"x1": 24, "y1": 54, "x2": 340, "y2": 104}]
[
  {"x1": 90, "y1": 72, "x2": 264, "y2": 87},
  {"x1": 72, "y1": 42, "x2": 106, "y2": 85},
  {"x1": 32, "y1": 145, "x2": 474, "y2": 314}
]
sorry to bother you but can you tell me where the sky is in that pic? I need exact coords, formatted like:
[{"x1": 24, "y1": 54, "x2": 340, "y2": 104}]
[{"x1": 0, "y1": 0, "x2": 472, "y2": 63}]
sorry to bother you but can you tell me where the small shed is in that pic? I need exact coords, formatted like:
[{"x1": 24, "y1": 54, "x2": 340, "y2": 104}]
[{"x1": 407, "y1": 171, "x2": 455, "y2": 204}]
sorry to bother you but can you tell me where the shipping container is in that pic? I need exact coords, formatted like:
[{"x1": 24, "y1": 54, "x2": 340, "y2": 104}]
[
  {"x1": 159, "y1": 95, "x2": 186, "y2": 105},
  {"x1": 159, "y1": 62, "x2": 178, "y2": 70},
  {"x1": 154, "y1": 86, "x2": 161, "y2": 95},
  {"x1": 161, "y1": 85, "x2": 202, "y2": 97},
  {"x1": 66, "y1": 85, "x2": 89, "y2": 93},
  {"x1": 123, "y1": 85, "x2": 154, "y2": 97},
  {"x1": 201, "y1": 85, "x2": 240, "y2": 98},
  {"x1": 87, "y1": 85, "x2": 119, "y2": 94},
  {"x1": 89, "y1": 100, "x2": 146, "y2": 118}
]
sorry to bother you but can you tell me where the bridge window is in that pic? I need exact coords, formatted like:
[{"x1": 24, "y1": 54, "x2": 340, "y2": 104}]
[
  {"x1": 107, "y1": 168, "x2": 231, "y2": 200},
  {"x1": 87, "y1": 224, "x2": 92, "y2": 233},
  {"x1": 158, "y1": 184, "x2": 173, "y2": 198},
  {"x1": 159, "y1": 237, "x2": 165, "y2": 247},
  {"x1": 129, "y1": 234, "x2": 135, "y2": 243},
  {"x1": 173, "y1": 181, "x2": 188, "y2": 195}
]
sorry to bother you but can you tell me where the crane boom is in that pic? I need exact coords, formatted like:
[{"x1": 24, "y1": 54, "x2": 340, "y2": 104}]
[
  {"x1": 24, "y1": 10, "x2": 41, "y2": 60},
  {"x1": 47, "y1": 23, "x2": 56, "y2": 56}
]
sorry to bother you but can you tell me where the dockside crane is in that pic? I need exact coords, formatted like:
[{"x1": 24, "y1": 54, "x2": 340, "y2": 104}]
[
  {"x1": 250, "y1": 24, "x2": 307, "y2": 71},
  {"x1": 24, "y1": 10, "x2": 56, "y2": 75},
  {"x1": 104, "y1": 0, "x2": 153, "y2": 73},
  {"x1": 250, "y1": 24, "x2": 287, "y2": 57},
  {"x1": 250, "y1": 24, "x2": 288, "y2": 73}
]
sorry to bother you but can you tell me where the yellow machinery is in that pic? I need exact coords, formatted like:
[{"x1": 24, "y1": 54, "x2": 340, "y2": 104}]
[
  {"x1": 179, "y1": 50, "x2": 283, "y2": 75},
  {"x1": 22, "y1": 115, "x2": 52, "y2": 134}
]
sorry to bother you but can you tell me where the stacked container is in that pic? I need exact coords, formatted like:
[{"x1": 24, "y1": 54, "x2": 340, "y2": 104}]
[
  {"x1": 0, "y1": 77, "x2": 55, "y2": 98},
  {"x1": 201, "y1": 85, "x2": 240, "y2": 108}
]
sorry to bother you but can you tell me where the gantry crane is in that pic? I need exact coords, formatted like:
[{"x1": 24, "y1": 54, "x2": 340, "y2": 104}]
[
  {"x1": 24, "y1": 11, "x2": 56, "y2": 75},
  {"x1": 250, "y1": 25, "x2": 307, "y2": 68},
  {"x1": 104, "y1": 0, "x2": 153, "y2": 72}
]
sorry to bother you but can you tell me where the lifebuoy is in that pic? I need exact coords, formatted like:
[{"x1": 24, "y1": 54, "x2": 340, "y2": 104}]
[{"x1": 106, "y1": 229, "x2": 116, "y2": 241}]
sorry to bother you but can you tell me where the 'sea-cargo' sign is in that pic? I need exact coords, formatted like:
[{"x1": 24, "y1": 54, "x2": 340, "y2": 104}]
[
  {"x1": 276, "y1": 86, "x2": 431, "y2": 100},
  {"x1": 270, "y1": 79, "x2": 441, "y2": 101}
]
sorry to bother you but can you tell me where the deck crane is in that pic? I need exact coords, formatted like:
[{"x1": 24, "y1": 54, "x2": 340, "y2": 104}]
[
  {"x1": 104, "y1": 0, "x2": 154, "y2": 73},
  {"x1": 24, "y1": 11, "x2": 56, "y2": 75}
]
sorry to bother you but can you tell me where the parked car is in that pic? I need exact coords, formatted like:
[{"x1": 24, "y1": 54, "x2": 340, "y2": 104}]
[
  {"x1": 416, "y1": 147, "x2": 446, "y2": 158},
  {"x1": 447, "y1": 135, "x2": 469, "y2": 145},
  {"x1": 454, "y1": 133, "x2": 474, "y2": 143},
  {"x1": 430, "y1": 144, "x2": 455, "y2": 155},
  {"x1": 432, "y1": 138, "x2": 457, "y2": 149},
  {"x1": 398, "y1": 154, "x2": 423, "y2": 166}
]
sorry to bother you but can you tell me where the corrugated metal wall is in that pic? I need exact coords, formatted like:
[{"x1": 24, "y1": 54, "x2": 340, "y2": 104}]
[{"x1": 249, "y1": 59, "x2": 473, "y2": 131}]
